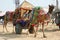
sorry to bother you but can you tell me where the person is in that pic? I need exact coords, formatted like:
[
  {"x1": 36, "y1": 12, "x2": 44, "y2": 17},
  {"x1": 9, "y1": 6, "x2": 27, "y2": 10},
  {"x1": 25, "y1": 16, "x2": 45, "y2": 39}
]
[
  {"x1": 13, "y1": 8, "x2": 21, "y2": 26},
  {"x1": 55, "y1": 12, "x2": 60, "y2": 29}
]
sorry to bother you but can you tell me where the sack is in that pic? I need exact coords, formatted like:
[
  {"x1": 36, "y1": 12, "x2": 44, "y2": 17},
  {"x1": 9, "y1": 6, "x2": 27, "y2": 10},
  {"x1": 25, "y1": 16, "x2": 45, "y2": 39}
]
[
  {"x1": 20, "y1": 20, "x2": 26, "y2": 27},
  {"x1": 29, "y1": 25, "x2": 34, "y2": 34}
]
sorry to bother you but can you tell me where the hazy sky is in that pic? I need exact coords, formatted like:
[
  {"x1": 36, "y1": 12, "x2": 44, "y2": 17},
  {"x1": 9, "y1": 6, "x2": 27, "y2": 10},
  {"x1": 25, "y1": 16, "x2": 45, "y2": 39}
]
[{"x1": 0, "y1": 0, "x2": 60, "y2": 12}]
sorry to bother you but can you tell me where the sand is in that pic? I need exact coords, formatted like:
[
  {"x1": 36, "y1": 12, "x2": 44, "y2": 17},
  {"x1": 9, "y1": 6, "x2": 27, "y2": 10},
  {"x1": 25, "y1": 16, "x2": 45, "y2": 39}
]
[{"x1": 0, "y1": 22, "x2": 60, "y2": 40}]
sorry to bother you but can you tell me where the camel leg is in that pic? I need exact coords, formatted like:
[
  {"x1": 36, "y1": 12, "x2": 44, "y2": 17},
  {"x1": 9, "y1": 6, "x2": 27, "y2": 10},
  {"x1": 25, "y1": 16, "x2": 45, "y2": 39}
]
[
  {"x1": 5, "y1": 22, "x2": 8, "y2": 32},
  {"x1": 3, "y1": 22, "x2": 6, "y2": 32},
  {"x1": 5, "y1": 23, "x2": 8, "y2": 32},
  {"x1": 3, "y1": 24, "x2": 5, "y2": 32},
  {"x1": 34, "y1": 29, "x2": 37, "y2": 37},
  {"x1": 3, "y1": 23, "x2": 8, "y2": 32},
  {"x1": 12, "y1": 24, "x2": 15, "y2": 33},
  {"x1": 12, "y1": 21, "x2": 16, "y2": 33},
  {"x1": 27, "y1": 29, "x2": 29, "y2": 35},
  {"x1": 42, "y1": 22, "x2": 46, "y2": 38},
  {"x1": 27, "y1": 24, "x2": 37, "y2": 37},
  {"x1": 47, "y1": 21, "x2": 49, "y2": 25},
  {"x1": 27, "y1": 24, "x2": 31, "y2": 35},
  {"x1": 34, "y1": 24, "x2": 39, "y2": 37}
]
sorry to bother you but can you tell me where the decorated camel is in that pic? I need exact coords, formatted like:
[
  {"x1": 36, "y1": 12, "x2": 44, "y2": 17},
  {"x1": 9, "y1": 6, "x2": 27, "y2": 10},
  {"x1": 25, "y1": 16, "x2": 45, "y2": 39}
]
[{"x1": 32, "y1": 5, "x2": 54, "y2": 38}]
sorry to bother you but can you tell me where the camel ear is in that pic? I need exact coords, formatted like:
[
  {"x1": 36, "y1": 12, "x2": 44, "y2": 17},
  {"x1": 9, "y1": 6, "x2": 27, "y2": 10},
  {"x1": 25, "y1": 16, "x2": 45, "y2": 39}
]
[{"x1": 49, "y1": 5, "x2": 50, "y2": 7}]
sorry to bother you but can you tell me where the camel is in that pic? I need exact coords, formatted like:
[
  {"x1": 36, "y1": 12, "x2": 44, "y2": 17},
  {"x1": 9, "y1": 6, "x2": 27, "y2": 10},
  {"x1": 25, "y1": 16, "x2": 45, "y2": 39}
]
[
  {"x1": 2, "y1": 11, "x2": 14, "y2": 32},
  {"x1": 32, "y1": 5, "x2": 55, "y2": 38}
]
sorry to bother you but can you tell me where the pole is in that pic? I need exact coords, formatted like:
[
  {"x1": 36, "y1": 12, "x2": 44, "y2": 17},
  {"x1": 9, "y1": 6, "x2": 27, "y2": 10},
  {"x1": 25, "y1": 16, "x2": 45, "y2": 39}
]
[
  {"x1": 56, "y1": 0, "x2": 58, "y2": 9},
  {"x1": 15, "y1": 0, "x2": 20, "y2": 8}
]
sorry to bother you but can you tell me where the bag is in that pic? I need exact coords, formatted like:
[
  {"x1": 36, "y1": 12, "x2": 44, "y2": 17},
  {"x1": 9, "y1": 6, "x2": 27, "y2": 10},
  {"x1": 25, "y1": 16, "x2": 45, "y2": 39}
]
[{"x1": 29, "y1": 25, "x2": 34, "y2": 34}]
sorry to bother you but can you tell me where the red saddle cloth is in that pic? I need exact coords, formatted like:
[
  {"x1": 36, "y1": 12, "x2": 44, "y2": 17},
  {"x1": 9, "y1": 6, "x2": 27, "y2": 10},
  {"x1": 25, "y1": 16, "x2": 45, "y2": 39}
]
[{"x1": 31, "y1": 24, "x2": 35, "y2": 27}]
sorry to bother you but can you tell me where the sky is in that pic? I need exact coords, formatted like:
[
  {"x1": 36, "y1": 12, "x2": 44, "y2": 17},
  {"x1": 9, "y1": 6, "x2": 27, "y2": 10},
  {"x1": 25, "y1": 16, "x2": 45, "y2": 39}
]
[{"x1": 0, "y1": 0, "x2": 60, "y2": 12}]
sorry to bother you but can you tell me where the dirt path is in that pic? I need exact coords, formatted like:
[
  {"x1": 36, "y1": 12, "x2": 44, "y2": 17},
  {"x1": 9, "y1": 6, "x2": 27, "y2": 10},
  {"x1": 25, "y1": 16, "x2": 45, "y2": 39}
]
[{"x1": 0, "y1": 23, "x2": 60, "y2": 40}]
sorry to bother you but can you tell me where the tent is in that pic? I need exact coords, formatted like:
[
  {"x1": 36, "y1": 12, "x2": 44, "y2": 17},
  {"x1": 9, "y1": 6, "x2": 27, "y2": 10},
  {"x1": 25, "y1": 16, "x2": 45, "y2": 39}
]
[{"x1": 0, "y1": 12, "x2": 5, "y2": 16}]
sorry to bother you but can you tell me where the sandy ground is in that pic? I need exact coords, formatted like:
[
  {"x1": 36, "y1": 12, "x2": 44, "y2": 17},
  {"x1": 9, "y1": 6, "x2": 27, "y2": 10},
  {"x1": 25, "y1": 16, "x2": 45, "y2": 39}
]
[{"x1": 0, "y1": 22, "x2": 60, "y2": 40}]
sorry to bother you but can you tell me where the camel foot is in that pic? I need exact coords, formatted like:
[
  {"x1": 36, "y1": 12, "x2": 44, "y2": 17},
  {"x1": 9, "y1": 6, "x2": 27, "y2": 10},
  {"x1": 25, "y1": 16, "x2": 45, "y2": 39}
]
[
  {"x1": 43, "y1": 35, "x2": 46, "y2": 38},
  {"x1": 34, "y1": 35, "x2": 36, "y2": 37}
]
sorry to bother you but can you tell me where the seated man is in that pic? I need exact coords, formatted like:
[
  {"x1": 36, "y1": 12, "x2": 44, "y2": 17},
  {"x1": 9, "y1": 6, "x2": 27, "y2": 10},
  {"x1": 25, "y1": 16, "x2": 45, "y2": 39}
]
[{"x1": 16, "y1": 17, "x2": 30, "y2": 27}]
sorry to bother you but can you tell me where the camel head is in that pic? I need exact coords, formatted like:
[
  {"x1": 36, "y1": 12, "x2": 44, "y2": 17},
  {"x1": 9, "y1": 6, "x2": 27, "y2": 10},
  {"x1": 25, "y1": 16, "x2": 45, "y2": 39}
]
[{"x1": 48, "y1": 4, "x2": 54, "y2": 14}]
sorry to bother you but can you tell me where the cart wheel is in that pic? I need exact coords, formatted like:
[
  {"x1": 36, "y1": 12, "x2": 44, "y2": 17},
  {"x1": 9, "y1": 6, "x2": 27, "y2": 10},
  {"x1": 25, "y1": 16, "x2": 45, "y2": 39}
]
[{"x1": 15, "y1": 24, "x2": 22, "y2": 34}]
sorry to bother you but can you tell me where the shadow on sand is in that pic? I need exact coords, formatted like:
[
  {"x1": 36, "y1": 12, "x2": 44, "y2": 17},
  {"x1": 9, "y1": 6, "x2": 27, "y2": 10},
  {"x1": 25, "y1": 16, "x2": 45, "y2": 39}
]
[
  {"x1": 38, "y1": 29, "x2": 60, "y2": 32},
  {"x1": 0, "y1": 29, "x2": 60, "y2": 40},
  {"x1": 0, "y1": 32, "x2": 29, "y2": 40}
]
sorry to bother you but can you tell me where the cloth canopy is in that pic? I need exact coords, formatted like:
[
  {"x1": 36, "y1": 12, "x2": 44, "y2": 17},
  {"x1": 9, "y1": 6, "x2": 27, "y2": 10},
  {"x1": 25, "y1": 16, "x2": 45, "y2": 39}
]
[{"x1": 0, "y1": 12, "x2": 5, "y2": 16}]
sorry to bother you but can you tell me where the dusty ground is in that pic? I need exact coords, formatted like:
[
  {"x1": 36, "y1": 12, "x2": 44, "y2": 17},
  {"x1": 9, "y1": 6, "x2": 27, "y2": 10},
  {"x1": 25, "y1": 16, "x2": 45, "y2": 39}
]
[{"x1": 0, "y1": 22, "x2": 60, "y2": 40}]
